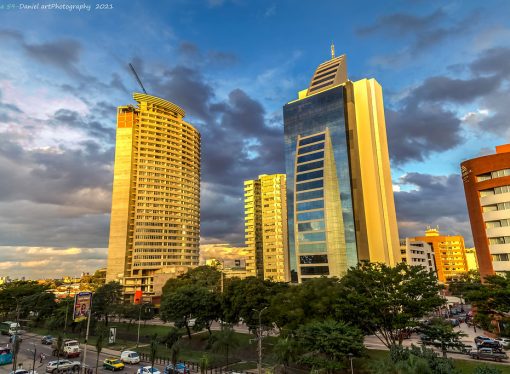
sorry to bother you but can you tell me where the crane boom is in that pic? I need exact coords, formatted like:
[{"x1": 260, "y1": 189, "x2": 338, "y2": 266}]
[{"x1": 129, "y1": 63, "x2": 147, "y2": 94}]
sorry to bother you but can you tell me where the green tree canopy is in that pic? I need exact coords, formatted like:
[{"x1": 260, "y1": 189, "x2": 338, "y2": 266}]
[
  {"x1": 295, "y1": 319, "x2": 365, "y2": 373},
  {"x1": 336, "y1": 262, "x2": 445, "y2": 348},
  {"x1": 419, "y1": 318, "x2": 467, "y2": 358},
  {"x1": 162, "y1": 266, "x2": 221, "y2": 295},
  {"x1": 92, "y1": 281, "x2": 122, "y2": 325}
]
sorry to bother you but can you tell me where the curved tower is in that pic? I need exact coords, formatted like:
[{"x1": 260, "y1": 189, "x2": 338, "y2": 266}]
[{"x1": 106, "y1": 93, "x2": 200, "y2": 298}]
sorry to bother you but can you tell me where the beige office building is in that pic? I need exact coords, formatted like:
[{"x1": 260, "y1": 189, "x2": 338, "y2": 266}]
[
  {"x1": 399, "y1": 238, "x2": 436, "y2": 275},
  {"x1": 244, "y1": 174, "x2": 289, "y2": 282},
  {"x1": 106, "y1": 93, "x2": 200, "y2": 299}
]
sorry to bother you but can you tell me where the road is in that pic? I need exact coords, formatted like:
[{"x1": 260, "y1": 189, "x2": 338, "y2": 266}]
[{"x1": 0, "y1": 333, "x2": 145, "y2": 374}]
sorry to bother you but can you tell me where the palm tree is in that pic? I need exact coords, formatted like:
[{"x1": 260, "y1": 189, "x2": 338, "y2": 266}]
[
  {"x1": 211, "y1": 325, "x2": 239, "y2": 369},
  {"x1": 199, "y1": 354, "x2": 209, "y2": 374},
  {"x1": 273, "y1": 337, "x2": 297, "y2": 374},
  {"x1": 95, "y1": 330, "x2": 105, "y2": 374},
  {"x1": 150, "y1": 334, "x2": 159, "y2": 372}
]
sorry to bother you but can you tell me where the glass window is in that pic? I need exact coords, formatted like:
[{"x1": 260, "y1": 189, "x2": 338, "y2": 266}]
[
  {"x1": 497, "y1": 202, "x2": 510, "y2": 211},
  {"x1": 298, "y1": 231, "x2": 326, "y2": 242},
  {"x1": 297, "y1": 160, "x2": 324, "y2": 173},
  {"x1": 297, "y1": 151, "x2": 324, "y2": 164},
  {"x1": 299, "y1": 134, "x2": 325, "y2": 146},
  {"x1": 297, "y1": 210, "x2": 324, "y2": 221},
  {"x1": 492, "y1": 169, "x2": 510, "y2": 179},
  {"x1": 477, "y1": 174, "x2": 491, "y2": 182},
  {"x1": 480, "y1": 189, "x2": 494, "y2": 197},
  {"x1": 492, "y1": 253, "x2": 510, "y2": 261},
  {"x1": 296, "y1": 170, "x2": 323, "y2": 182},
  {"x1": 297, "y1": 189, "x2": 324, "y2": 201},
  {"x1": 486, "y1": 221, "x2": 502, "y2": 229},
  {"x1": 298, "y1": 143, "x2": 324, "y2": 155},
  {"x1": 300, "y1": 255, "x2": 328, "y2": 264},
  {"x1": 298, "y1": 221, "x2": 325, "y2": 232},
  {"x1": 482, "y1": 204, "x2": 497, "y2": 212},
  {"x1": 296, "y1": 180, "x2": 323, "y2": 192},
  {"x1": 297, "y1": 200, "x2": 324, "y2": 211},
  {"x1": 495, "y1": 185, "x2": 510, "y2": 194},
  {"x1": 300, "y1": 266, "x2": 329, "y2": 275},
  {"x1": 299, "y1": 243, "x2": 327, "y2": 253},
  {"x1": 489, "y1": 236, "x2": 510, "y2": 245}
]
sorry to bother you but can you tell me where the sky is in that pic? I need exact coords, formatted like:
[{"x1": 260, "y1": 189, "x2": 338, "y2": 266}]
[{"x1": 0, "y1": 0, "x2": 510, "y2": 279}]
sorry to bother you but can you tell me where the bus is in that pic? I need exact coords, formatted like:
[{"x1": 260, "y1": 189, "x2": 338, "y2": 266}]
[
  {"x1": 0, "y1": 347, "x2": 13, "y2": 366},
  {"x1": 0, "y1": 321, "x2": 20, "y2": 336}
]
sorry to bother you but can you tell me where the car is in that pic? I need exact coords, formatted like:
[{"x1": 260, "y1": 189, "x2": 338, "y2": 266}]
[
  {"x1": 103, "y1": 358, "x2": 125, "y2": 371},
  {"x1": 9, "y1": 370, "x2": 38, "y2": 374},
  {"x1": 469, "y1": 347, "x2": 508, "y2": 362},
  {"x1": 41, "y1": 336, "x2": 54, "y2": 345},
  {"x1": 495, "y1": 337, "x2": 510, "y2": 349},
  {"x1": 475, "y1": 336, "x2": 493, "y2": 345},
  {"x1": 164, "y1": 363, "x2": 190, "y2": 374},
  {"x1": 45, "y1": 360, "x2": 81, "y2": 373},
  {"x1": 121, "y1": 350, "x2": 140, "y2": 364},
  {"x1": 137, "y1": 366, "x2": 161, "y2": 374}
]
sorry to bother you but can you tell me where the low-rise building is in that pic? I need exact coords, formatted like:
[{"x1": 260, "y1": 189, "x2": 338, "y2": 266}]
[{"x1": 400, "y1": 238, "x2": 436, "y2": 275}]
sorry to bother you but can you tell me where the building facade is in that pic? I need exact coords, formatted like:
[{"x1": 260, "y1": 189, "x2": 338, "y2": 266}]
[
  {"x1": 106, "y1": 93, "x2": 200, "y2": 299},
  {"x1": 244, "y1": 174, "x2": 289, "y2": 282},
  {"x1": 283, "y1": 53, "x2": 400, "y2": 282},
  {"x1": 464, "y1": 248, "x2": 479, "y2": 272},
  {"x1": 413, "y1": 228, "x2": 468, "y2": 283},
  {"x1": 399, "y1": 238, "x2": 436, "y2": 275},
  {"x1": 461, "y1": 145, "x2": 510, "y2": 278}
]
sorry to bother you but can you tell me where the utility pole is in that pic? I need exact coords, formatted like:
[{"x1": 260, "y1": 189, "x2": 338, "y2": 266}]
[
  {"x1": 81, "y1": 295, "x2": 93, "y2": 374},
  {"x1": 253, "y1": 307, "x2": 267, "y2": 374},
  {"x1": 64, "y1": 287, "x2": 71, "y2": 336},
  {"x1": 31, "y1": 343, "x2": 37, "y2": 374}
]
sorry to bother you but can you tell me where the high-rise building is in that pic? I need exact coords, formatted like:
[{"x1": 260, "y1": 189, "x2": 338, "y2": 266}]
[
  {"x1": 461, "y1": 144, "x2": 510, "y2": 278},
  {"x1": 399, "y1": 238, "x2": 436, "y2": 275},
  {"x1": 413, "y1": 228, "x2": 468, "y2": 283},
  {"x1": 283, "y1": 51, "x2": 399, "y2": 282},
  {"x1": 244, "y1": 174, "x2": 289, "y2": 281},
  {"x1": 465, "y1": 248, "x2": 479, "y2": 272},
  {"x1": 106, "y1": 93, "x2": 201, "y2": 299}
]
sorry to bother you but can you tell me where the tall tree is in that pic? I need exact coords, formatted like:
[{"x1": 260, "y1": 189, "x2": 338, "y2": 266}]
[
  {"x1": 419, "y1": 318, "x2": 466, "y2": 358},
  {"x1": 336, "y1": 262, "x2": 445, "y2": 348},
  {"x1": 211, "y1": 325, "x2": 240, "y2": 369},
  {"x1": 95, "y1": 329, "x2": 105, "y2": 374},
  {"x1": 273, "y1": 337, "x2": 298, "y2": 374},
  {"x1": 92, "y1": 281, "x2": 122, "y2": 326},
  {"x1": 162, "y1": 266, "x2": 222, "y2": 295},
  {"x1": 295, "y1": 319, "x2": 365, "y2": 373}
]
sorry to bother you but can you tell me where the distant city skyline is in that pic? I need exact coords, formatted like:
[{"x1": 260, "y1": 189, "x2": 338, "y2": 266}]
[{"x1": 1, "y1": 0, "x2": 510, "y2": 278}]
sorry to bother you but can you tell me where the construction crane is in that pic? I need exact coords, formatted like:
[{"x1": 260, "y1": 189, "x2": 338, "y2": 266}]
[{"x1": 129, "y1": 63, "x2": 147, "y2": 94}]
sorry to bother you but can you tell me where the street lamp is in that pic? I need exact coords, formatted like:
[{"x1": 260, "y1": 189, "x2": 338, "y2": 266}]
[
  {"x1": 253, "y1": 307, "x2": 268, "y2": 374},
  {"x1": 27, "y1": 343, "x2": 37, "y2": 374},
  {"x1": 137, "y1": 303, "x2": 151, "y2": 348},
  {"x1": 347, "y1": 353, "x2": 354, "y2": 374}
]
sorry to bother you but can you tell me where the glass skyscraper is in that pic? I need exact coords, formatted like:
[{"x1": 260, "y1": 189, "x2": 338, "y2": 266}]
[{"x1": 284, "y1": 53, "x2": 400, "y2": 282}]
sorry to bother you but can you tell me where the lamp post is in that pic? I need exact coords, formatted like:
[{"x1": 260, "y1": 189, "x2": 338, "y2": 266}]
[
  {"x1": 29, "y1": 343, "x2": 37, "y2": 374},
  {"x1": 253, "y1": 307, "x2": 268, "y2": 374},
  {"x1": 64, "y1": 287, "x2": 71, "y2": 335},
  {"x1": 347, "y1": 353, "x2": 354, "y2": 374}
]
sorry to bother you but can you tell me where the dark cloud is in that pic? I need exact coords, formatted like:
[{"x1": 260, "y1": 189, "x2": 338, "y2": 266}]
[
  {"x1": 51, "y1": 108, "x2": 115, "y2": 143},
  {"x1": 394, "y1": 172, "x2": 472, "y2": 242},
  {"x1": 357, "y1": 9, "x2": 480, "y2": 63},
  {"x1": 177, "y1": 42, "x2": 237, "y2": 67},
  {"x1": 24, "y1": 39, "x2": 82, "y2": 76},
  {"x1": 469, "y1": 47, "x2": 510, "y2": 78}
]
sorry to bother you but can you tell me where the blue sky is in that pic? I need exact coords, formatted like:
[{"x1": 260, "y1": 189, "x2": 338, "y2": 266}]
[{"x1": 1, "y1": 0, "x2": 510, "y2": 278}]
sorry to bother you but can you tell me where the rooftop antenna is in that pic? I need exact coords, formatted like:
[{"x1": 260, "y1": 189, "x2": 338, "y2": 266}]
[
  {"x1": 129, "y1": 63, "x2": 147, "y2": 94},
  {"x1": 331, "y1": 42, "x2": 335, "y2": 59}
]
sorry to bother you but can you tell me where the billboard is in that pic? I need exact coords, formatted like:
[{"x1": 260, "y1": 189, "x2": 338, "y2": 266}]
[{"x1": 73, "y1": 292, "x2": 92, "y2": 322}]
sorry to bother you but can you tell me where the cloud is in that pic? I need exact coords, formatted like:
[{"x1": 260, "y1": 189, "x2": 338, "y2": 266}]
[
  {"x1": 394, "y1": 172, "x2": 472, "y2": 243},
  {"x1": 0, "y1": 246, "x2": 107, "y2": 279}
]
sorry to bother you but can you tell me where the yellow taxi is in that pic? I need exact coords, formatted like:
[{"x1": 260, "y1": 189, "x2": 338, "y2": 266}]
[{"x1": 103, "y1": 358, "x2": 125, "y2": 371}]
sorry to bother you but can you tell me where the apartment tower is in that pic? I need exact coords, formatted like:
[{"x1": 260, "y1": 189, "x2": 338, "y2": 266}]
[
  {"x1": 413, "y1": 228, "x2": 468, "y2": 283},
  {"x1": 283, "y1": 51, "x2": 400, "y2": 282},
  {"x1": 244, "y1": 174, "x2": 289, "y2": 282},
  {"x1": 461, "y1": 144, "x2": 510, "y2": 278},
  {"x1": 106, "y1": 93, "x2": 200, "y2": 299}
]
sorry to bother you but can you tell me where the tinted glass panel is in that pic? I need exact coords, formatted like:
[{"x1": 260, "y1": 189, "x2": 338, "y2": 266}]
[
  {"x1": 299, "y1": 134, "x2": 325, "y2": 146},
  {"x1": 296, "y1": 180, "x2": 323, "y2": 192},
  {"x1": 298, "y1": 221, "x2": 325, "y2": 232},
  {"x1": 297, "y1": 190, "x2": 324, "y2": 201},
  {"x1": 297, "y1": 151, "x2": 324, "y2": 163},
  {"x1": 298, "y1": 143, "x2": 324, "y2": 155},
  {"x1": 299, "y1": 243, "x2": 327, "y2": 253},
  {"x1": 300, "y1": 266, "x2": 329, "y2": 275},
  {"x1": 297, "y1": 200, "x2": 324, "y2": 211},
  {"x1": 300, "y1": 255, "x2": 328, "y2": 264},
  {"x1": 297, "y1": 161, "x2": 324, "y2": 173},
  {"x1": 297, "y1": 210, "x2": 324, "y2": 221},
  {"x1": 298, "y1": 231, "x2": 326, "y2": 242},
  {"x1": 296, "y1": 170, "x2": 323, "y2": 182}
]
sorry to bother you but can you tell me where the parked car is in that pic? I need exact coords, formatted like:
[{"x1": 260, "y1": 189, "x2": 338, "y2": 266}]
[
  {"x1": 41, "y1": 336, "x2": 54, "y2": 345},
  {"x1": 103, "y1": 358, "x2": 125, "y2": 371},
  {"x1": 137, "y1": 367, "x2": 161, "y2": 374},
  {"x1": 495, "y1": 337, "x2": 510, "y2": 349},
  {"x1": 475, "y1": 336, "x2": 493, "y2": 345},
  {"x1": 45, "y1": 360, "x2": 81, "y2": 373},
  {"x1": 9, "y1": 370, "x2": 38, "y2": 374},
  {"x1": 469, "y1": 347, "x2": 508, "y2": 362},
  {"x1": 164, "y1": 363, "x2": 190, "y2": 374},
  {"x1": 120, "y1": 350, "x2": 140, "y2": 364},
  {"x1": 477, "y1": 340, "x2": 502, "y2": 350}
]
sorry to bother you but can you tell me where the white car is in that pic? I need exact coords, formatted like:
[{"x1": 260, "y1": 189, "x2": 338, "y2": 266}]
[
  {"x1": 121, "y1": 350, "x2": 140, "y2": 364},
  {"x1": 496, "y1": 337, "x2": 510, "y2": 348},
  {"x1": 46, "y1": 360, "x2": 81, "y2": 373},
  {"x1": 137, "y1": 366, "x2": 161, "y2": 374},
  {"x1": 10, "y1": 370, "x2": 38, "y2": 374}
]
